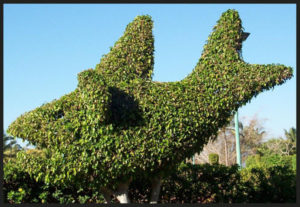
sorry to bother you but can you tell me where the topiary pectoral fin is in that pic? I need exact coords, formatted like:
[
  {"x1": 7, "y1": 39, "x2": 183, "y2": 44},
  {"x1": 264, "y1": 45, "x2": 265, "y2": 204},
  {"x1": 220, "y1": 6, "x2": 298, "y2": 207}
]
[{"x1": 95, "y1": 15, "x2": 154, "y2": 82}]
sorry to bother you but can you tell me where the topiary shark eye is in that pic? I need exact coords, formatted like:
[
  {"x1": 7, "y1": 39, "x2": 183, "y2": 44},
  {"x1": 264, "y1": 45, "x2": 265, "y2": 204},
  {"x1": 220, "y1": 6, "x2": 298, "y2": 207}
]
[{"x1": 54, "y1": 110, "x2": 64, "y2": 120}]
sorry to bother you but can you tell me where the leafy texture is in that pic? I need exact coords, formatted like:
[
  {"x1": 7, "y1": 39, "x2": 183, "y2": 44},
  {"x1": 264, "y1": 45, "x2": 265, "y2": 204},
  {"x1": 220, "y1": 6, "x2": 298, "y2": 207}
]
[
  {"x1": 4, "y1": 161, "x2": 296, "y2": 203},
  {"x1": 7, "y1": 10, "x2": 293, "y2": 191}
]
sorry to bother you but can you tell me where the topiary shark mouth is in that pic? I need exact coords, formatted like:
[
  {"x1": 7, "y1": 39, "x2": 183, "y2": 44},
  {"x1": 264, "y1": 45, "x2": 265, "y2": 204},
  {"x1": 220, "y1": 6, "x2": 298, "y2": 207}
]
[{"x1": 7, "y1": 9, "x2": 293, "y2": 188}]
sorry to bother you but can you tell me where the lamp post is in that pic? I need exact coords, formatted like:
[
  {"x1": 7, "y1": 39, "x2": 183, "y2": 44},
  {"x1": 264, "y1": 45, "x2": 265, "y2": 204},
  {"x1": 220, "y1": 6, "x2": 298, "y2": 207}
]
[{"x1": 235, "y1": 111, "x2": 242, "y2": 168}]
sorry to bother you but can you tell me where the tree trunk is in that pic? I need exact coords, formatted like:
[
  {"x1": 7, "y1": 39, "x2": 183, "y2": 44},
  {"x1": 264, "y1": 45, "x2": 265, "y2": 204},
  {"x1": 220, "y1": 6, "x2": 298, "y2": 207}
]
[
  {"x1": 150, "y1": 177, "x2": 161, "y2": 204},
  {"x1": 100, "y1": 188, "x2": 113, "y2": 203},
  {"x1": 115, "y1": 182, "x2": 131, "y2": 203}
]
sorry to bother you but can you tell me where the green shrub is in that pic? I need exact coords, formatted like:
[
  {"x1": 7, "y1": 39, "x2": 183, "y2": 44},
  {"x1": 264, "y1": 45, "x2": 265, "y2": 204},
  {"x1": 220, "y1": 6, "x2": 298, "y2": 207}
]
[
  {"x1": 245, "y1": 154, "x2": 295, "y2": 170},
  {"x1": 241, "y1": 166, "x2": 296, "y2": 202},
  {"x1": 4, "y1": 159, "x2": 105, "y2": 204},
  {"x1": 291, "y1": 154, "x2": 296, "y2": 172},
  {"x1": 159, "y1": 163, "x2": 246, "y2": 203},
  {"x1": 4, "y1": 159, "x2": 296, "y2": 203},
  {"x1": 209, "y1": 153, "x2": 219, "y2": 165},
  {"x1": 242, "y1": 153, "x2": 296, "y2": 203},
  {"x1": 128, "y1": 162, "x2": 296, "y2": 203}
]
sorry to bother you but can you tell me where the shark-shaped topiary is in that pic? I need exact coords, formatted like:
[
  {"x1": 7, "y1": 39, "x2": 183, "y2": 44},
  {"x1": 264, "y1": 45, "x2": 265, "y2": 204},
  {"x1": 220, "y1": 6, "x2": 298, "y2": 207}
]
[{"x1": 7, "y1": 9, "x2": 293, "y2": 203}]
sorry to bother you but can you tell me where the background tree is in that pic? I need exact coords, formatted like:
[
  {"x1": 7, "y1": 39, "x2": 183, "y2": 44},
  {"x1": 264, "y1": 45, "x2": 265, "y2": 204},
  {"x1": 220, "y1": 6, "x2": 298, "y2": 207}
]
[
  {"x1": 195, "y1": 115, "x2": 266, "y2": 166},
  {"x1": 283, "y1": 127, "x2": 296, "y2": 155},
  {"x1": 284, "y1": 127, "x2": 296, "y2": 143},
  {"x1": 239, "y1": 116, "x2": 266, "y2": 163},
  {"x1": 256, "y1": 127, "x2": 296, "y2": 157},
  {"x1": 245, "y1": 127, "x2": 296, "y2": 172},
  {"x1": 3, "y1": 133, "x2": 22, "y2": 163}
]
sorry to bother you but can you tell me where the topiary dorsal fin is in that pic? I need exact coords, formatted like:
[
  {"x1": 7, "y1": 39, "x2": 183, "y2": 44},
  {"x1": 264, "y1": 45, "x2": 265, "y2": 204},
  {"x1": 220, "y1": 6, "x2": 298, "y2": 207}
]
[
  {"x1": 95, "y1": 15, "x2": 154, "y2": 82},
  {"x1": 200, "y1": 9, "x2": 246, "y2": 63}
]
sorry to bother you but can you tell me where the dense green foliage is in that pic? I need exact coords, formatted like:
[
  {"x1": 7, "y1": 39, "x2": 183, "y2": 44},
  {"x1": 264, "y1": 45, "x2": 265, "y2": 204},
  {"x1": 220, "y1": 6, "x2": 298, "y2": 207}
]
[
  {"x1": 240, "y1": 166, "x2": 296, "y2": 202},
  {"x1": 4, "y1": 161, "x2": 296, "y2": 203},
  {"x1": 160, "y1": 163, "x2": 246, "y2": 203},
  {"x1": 246, "y1": 127, "x2": 296, "y2": 171},
  {"x1": 4, "y1": 160, "x2": 106, "y2": 204},
  {"x1": 7, "y1": 9, "x2": 293, "y2": 192},
  {"x1": 240, "y1": 129, "x2": 297, "y2": 203},
  {"x1": 245, "y1": 154, "x2": 296, "y2": 171}
]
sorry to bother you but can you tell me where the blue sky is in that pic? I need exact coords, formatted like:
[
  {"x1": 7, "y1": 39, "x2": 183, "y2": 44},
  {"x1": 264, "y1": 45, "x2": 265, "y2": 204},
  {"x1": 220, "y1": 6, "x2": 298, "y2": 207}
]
[{"x1": 4, "y1": 4, "x2": 296, "y2": 147}]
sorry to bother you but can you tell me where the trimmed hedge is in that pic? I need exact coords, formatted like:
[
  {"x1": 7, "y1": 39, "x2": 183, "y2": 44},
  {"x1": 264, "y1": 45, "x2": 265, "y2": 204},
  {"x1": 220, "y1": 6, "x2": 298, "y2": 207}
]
[
  {"x1": 245, "y1": 154, "x2": 296, "y2": 171},
  {"x1": 7, "y1": 9, "x2": 293, "y2": 191},
  {"x1": 240, "y1": 166, "x2": 296, "y2": 202},
  {"x1": 4, "y1": 160, "x2": 296, "y2": 203},
  {"x1": 209, "y1": 153, "x2": 219, "y2": 165},
  {"x1": 4, "y1": 161, "x2": 106, "y2": 204}
]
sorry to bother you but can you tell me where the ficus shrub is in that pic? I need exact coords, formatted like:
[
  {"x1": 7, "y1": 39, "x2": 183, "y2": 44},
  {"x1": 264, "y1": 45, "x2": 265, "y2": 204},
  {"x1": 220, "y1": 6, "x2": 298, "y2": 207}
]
[
  {"x1": 245, "y1": 154, "x2": 296, "y2": 170},
  {"x1": 240, "y1": 166, "x2": 296, "y2": 202},
  {"x1": 4, "y1": 158, "x2": 106, "y2": 204},
  {"x1": 209, "y1": 153, "x2": 219, "y2": 165},
  {"x1": 7, "y1": 9, "x2": 293, "y2": 194},
  {"x1": 159, "y1": 163, "x2": 246, "y2": 203},
  {"x1": 5, "y1": 160, "x2": 295, "y2": 203}
]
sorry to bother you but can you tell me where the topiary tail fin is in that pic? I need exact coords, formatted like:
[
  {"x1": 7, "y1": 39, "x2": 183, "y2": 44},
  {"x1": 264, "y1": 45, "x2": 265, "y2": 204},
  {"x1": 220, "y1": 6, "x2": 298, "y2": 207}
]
[
  {"x1": 95, "y1": 15, "x2": 154, "y2": 82},
  {"x1": 184, "y1": 9, "x2": 249, "y2": 83}
]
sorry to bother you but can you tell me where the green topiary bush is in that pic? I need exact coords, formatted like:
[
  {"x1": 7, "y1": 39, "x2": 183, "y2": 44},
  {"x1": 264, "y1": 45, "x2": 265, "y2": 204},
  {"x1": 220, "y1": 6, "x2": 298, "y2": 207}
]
[
  {"x1": 4, "y1": 158, "x2": 296, "y2": 203},
  {"x1": 7, "y1": 9, "x2": 293, "y2": 202},
  {"x1": 209, "y1": 153, "x2": 219, "y2": 165},
  {"x1": 4, "y1": 157, "x2": 106, "y2": 204},
  {"x1": 159, "y1": 163, "x2": 246, "y2": 203}
]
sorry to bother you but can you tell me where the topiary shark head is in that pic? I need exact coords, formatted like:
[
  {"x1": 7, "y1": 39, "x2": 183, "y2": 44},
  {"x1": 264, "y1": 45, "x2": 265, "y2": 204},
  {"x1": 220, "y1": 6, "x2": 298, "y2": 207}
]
[{"x1": 7, "y1": 9, "x2": 293, "y2": 188}]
